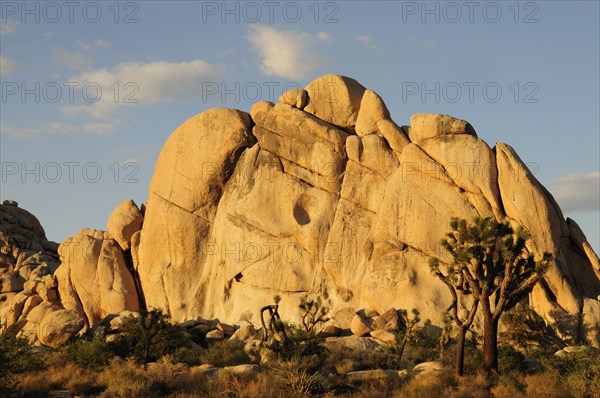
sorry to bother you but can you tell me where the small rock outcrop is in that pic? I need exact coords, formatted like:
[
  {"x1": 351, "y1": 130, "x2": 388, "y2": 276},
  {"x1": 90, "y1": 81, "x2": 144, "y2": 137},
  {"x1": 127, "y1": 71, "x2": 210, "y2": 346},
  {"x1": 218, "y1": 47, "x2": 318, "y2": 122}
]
[
  {"x1": 55, "y1": 228, "x2": 140, "y2": 329},
  {"x1": 0, "y1": 201, "x2": 64, "y2": 344},
  {"x1": 107, "y1": 199, "x2": 144, "y2": 251}
]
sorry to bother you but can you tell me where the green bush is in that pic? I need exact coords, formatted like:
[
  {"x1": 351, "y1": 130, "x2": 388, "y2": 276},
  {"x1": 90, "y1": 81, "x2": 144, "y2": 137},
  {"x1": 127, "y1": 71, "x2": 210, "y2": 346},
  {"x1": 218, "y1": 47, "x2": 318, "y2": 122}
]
[
  {"x1": 64, "y1": 338, "x2": 115, "y2": 369},
  {"x1": 0, "y1": 334, "x2": 46, "y2": 396},
  {"x1": 523, "y1": 348, "x2": 600, "y2": 398},
  {"x1": 498, "y1": 345, "x2": 529, "y2": 374},
  {"x1": 501, "y1": 303, "x2": 558, "y2": 351},
  {"x1": 170, "y1": 346, "x2": 203, "y2": 366},
  {"x1": 324, "y1": 344, "x2": 406, "y2": 373},
  {"x1": 198, "y1": 339, "x2": 250, "y2": 367},
  {"x1": 112, "y1": 308, "x2": 189, "y2": 365},
  {"x1": 0, "y1": 333, "x2": 45, "y2": 377},
  {"x1": 440, "y1": 338, "x2": 484, "y2": 375}
]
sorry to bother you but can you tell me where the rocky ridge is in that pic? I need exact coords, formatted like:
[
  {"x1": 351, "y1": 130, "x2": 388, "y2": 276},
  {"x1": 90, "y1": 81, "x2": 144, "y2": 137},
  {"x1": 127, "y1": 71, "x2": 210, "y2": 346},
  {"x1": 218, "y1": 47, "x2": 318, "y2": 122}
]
[{"x1": 1, "y1": 74, "x2": 599, "y2": 348}]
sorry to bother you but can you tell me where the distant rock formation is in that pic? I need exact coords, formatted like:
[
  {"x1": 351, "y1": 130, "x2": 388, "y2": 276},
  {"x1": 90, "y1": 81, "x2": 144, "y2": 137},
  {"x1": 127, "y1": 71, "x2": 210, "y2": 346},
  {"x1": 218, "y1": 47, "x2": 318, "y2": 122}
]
[
  {"x1": 2, "y1": 75, "x2": 599, "y2": 348},
  {"x1": 0, "y1": 200, "x2": 73, "y2": 344}
]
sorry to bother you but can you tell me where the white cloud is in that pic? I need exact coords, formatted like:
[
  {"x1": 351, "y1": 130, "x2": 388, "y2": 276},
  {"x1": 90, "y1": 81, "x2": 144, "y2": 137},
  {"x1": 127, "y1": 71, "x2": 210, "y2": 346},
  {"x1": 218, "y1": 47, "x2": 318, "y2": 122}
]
[
  {"x1": 1, "y1": 121, "x2": 116, "y2": 140},
  {"x1": 1, "y1": 123, "x2": 79, "y2": 140},
  {"x1": 64, "y1": 59, "x2": 222, "y2": 118},
  {"x1": 82, "y1": 122, "x2": 115, "y2": 135},
  {"x1": 53, "y1": 51, "x2": 93, "y2": 70},
  {"x1": 0, "y1": 20, "x2": 19, "y2": 35},
  {"x1": 113, "y1": 145, "x2": 156, "y2": 165},
  {"x1": 247, "y1": 24, "x2": 324, "y2": 80},
  {"x1": 408, "y1": 37, "x2": 436, "y2": 49},
  {"x1": 355, "y1": 35, "x2": 379, "y2": 50},
  {"x1": 76, "y1": 40, "x2": 92, "y2": 51},
  {"x1": 95, "y1": 39, "x2": 110, "y2": 48},
  {"x1": 317, "y1": 32, "x2": 333, "y2": 43},
  {"x1": 76, "y1": 39, "x2": 110, "y2": 51},
  {"x1": 552, "y1": 172, "x2": 600, "y2": 213},
  {"x1": 0, "y1": 55, "x2": 16, "y2": 76}
]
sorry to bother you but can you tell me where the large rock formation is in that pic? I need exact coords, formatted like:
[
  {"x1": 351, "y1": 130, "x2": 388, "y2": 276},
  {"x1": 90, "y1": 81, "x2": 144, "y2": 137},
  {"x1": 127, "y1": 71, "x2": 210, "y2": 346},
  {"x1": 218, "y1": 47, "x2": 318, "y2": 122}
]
[
  {"x1": 2, "y1": 74, "x2": 599, "y2": 348},
  {"x1": 132, "y1": 74, "x2": 600, "y2": 346}
]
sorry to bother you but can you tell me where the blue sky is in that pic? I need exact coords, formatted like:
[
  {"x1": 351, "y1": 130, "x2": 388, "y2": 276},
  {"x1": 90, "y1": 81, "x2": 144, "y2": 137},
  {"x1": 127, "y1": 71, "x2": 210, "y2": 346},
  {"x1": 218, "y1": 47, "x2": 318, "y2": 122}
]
[{"x1": 1, "y1": 1, "x2": 599, "y2": 252}]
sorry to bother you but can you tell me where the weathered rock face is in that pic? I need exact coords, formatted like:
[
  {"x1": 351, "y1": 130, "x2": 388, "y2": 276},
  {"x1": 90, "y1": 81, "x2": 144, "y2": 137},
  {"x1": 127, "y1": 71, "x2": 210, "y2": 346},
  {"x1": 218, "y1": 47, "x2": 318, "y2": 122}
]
[
  {"x1": 0, "y1": 198, "x2": 144, "y2": 345},
  {"x1": 304, "y1": 74, "x2": 366, "y2": 130},
  {"x1": 107, "y1": 199, "x2": 144, "y2": 251},
  {"x1": 0, "y1": 202, "x2": 60, "y2": 292},
  {"x1": 3, "y1": 74, "x2": 599, "y2": 348},
  {"x1": 129, "y1": 74, "x2": 600, "y2": 345},
  {"x1": 38, "y1": 308, "x2": 84, "y2": 347},
  {"x1": 0, "y1": 201, "x2": 62, "y2": 342},
  {"x1": 55, "y1": 228, "x2": 140, "y2": 329},
  {"x1": 136, "y1": 108, "x2": 256, "y2": 318}
]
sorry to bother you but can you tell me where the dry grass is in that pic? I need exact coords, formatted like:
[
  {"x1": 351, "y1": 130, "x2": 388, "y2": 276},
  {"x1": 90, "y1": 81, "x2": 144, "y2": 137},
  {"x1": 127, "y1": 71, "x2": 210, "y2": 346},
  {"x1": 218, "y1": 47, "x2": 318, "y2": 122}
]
[
  {"x1": 490, "y1": 373, "x2": 526, "y2": 398},
  {"x1": 15, "y1": 362, "x2": 102, "y2": 396},
  {"x1": 396, "y1": 371, "x2": 456, "y2": 398},
  {"x1": 6, "y1": 331, "x2": 600, "y2": 398},
  {"x1": 98, "y1": 357, "x2": 185, "y2": 397},
  {"x1": 524, "y1": 369, "x2": 572, "y2": 398},
  {"x1": 447, "y1": 373, "x2": 491, "y2": 398}
]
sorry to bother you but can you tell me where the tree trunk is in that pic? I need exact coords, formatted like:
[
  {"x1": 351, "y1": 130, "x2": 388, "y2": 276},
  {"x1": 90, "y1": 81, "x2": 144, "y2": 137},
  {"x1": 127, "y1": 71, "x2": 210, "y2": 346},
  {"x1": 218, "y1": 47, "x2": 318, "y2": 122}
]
[
  {"x1": 483, "y1": 315, "x2": 499, "y2": 373},
  {"x1": 144, "y1": 341, "x2": 150, "y2": 370},
  {"x1": 398, "y1": 334, "x2": 409, "y2": 361},
  {"x1": 456, "y1": 326, "x2": 467, "y2": 376}
]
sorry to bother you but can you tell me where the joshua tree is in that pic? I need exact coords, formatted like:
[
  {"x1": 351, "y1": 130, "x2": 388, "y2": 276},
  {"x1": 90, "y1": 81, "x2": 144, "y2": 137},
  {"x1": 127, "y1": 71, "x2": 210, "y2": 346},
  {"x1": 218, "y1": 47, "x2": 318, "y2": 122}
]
[
  {"x1": 396, "y1": 308, "x2": 422, "y2": 361},
  {"x1": 430, "y1": 217, "x2": 550, "y2": 374},
  {"x1": 260, "y1": 295, "x2": 288, "y2": 346},
  {"x1": 299, "y1": 299, "x2": 329, "y2": 334},
  {"x1": 429, "y1": 261, "x2": 479, "y2": 376}
]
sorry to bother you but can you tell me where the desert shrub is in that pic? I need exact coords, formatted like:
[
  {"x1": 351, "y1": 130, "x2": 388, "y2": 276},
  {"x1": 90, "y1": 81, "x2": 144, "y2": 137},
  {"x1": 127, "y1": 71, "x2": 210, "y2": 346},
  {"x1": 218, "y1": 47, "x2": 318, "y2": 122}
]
[
  {"x1": 181, "y1": 370, "x2": 285, "y2": 398},
  {"x1": 282, "y1": 328, "x2": 328, "y2": 364},
  {"x1": 501, "y1": 303, "x2": 558, "y2": 351},
  {"x1": 440, "y1": 337, "x2": 484, "y2": 375},
  {"x1": 324, "y1": 345, "x2": 405, "y2": 374},
  {"x1": 498, "y1": 345, "x2": 529, "y2": 374},
  {"x1": 198, "y1": 339, "x2": 250, "y2": 367},
  {"x1": 340, "y1": 377, "x2": 405, "y2": 398},
  {"x1": 402, "y1": 339, "x2": 439, "y2": 364},
  {"x1": 0, "y1": 334, "x2": 45, "y2": 377},
  {"x1": 170, "y1": 346, "x2": 203, "y2": 366},
  {"x1": 446, "y1": 373, "x2": 491, "y2": 398},
  {"x1": 562, "y1": 354, "x2": 600, "y2": 398},
  {"x1": 111, "y1": 308, "x2": 189, "y2": 365},
  {"x1": 524, "y1": 369, "x2": 571, "y2": 398},
  {"x1": 534, "y1": 345, "x2": 600, "y2": 397},
  {"x1": 537, "y1": 346, "x2": 596, "y2": 374},
  {"x1": 15, "y1": 362, "x2": 101, "y2": 397},
  {"x1": 0, "y1": 333, "x2": 45, "y2": 396},
  {"x1": 398, "y1": 371, "x2": 456, "y2": 398},
  {"x1": 64, "y1": 338, "x2": 115, "y2": 368},
  {"x1": 99, "y1": 357, "x2": 183, "y2": 397},
  {"x1": 491, "y1": 373, "x2": 526, "y2": 398},
  {"x1": 273, "y1": 354, "x2": 326, "y2": 397},
  {"x1": 100, "y1": 358, "x2": 156, "y2": 397}
]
